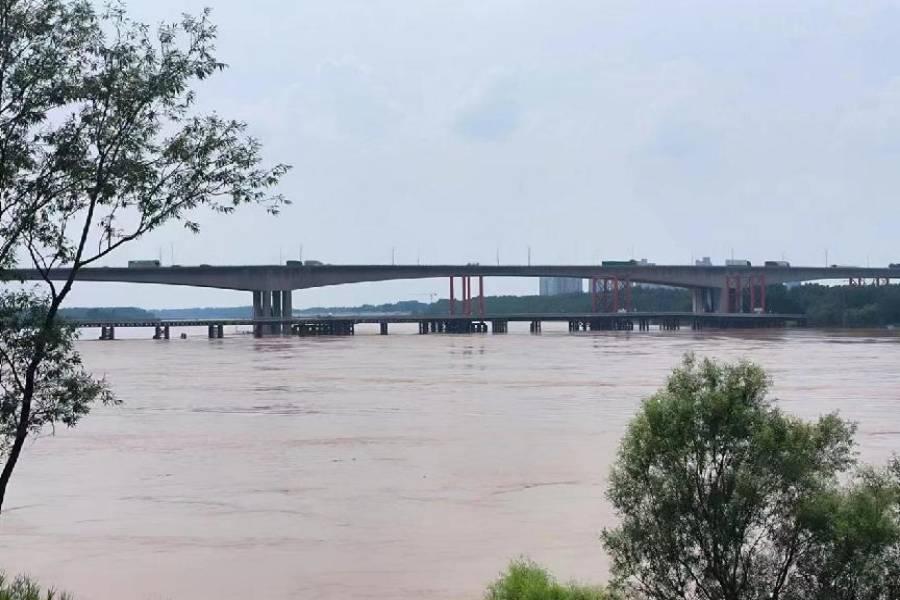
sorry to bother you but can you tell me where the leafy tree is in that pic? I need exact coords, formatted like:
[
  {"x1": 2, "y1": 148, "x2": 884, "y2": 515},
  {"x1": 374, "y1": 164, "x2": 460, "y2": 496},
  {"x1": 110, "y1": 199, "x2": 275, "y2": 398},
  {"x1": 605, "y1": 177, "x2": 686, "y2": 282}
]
[
  {"x1": 486, "y1": 559, "x2": 618, "y2": 600},
  {"x1": 0, "y1": 0, "x2": 289, "y2": 512},
  {"x1": 601, "y1": 355, "x2": 857, "y2": 600},
  {"x1": 789, "y1": 458, "x2": 900, "y2": 600}
]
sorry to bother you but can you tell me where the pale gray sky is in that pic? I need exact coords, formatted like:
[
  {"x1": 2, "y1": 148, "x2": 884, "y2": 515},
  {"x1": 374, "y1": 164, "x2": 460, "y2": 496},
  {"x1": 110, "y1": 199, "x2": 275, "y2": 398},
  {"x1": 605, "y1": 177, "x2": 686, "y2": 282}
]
[{"x1": 61, "y1": 0, "x2": 900, "y2": 309}]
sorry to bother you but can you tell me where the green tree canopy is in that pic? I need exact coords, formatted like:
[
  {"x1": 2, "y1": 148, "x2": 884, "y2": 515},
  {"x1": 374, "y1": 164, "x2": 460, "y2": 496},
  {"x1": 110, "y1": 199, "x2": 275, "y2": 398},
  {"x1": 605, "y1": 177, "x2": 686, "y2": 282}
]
[{"x1": 602, "y1": 355, "x2": 858, "y2": 600}]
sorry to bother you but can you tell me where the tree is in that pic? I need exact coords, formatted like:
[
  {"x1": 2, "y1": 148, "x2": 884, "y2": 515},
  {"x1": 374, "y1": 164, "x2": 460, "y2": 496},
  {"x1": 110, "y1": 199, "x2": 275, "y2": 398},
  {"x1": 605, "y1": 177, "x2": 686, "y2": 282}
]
[
  {"x1": 0, "y1": 0, "x2": 289, "y2": 512},
  {"x1": 601, "y1": 354, "x2": 857, "y2": 600},
  {"x1": 788, "y1": 458, "x2": 900, "y2": 600}
]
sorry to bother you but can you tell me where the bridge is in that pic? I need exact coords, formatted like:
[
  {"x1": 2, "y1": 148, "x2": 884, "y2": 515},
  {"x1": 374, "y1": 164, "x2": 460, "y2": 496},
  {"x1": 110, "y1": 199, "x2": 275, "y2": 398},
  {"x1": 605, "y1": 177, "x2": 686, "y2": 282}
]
[
  {"x1": 13, "y1": 262, "x2": 894, "y2": 336},
  {"x1": 67, "y1": 312, "x2": 807, "y2": 340}
]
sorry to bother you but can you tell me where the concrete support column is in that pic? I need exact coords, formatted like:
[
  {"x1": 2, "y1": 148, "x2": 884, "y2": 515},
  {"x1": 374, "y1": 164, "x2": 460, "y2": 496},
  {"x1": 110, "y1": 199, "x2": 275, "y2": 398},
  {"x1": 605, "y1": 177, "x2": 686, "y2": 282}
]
[
  {"x1": 692, "y1": 288, "x2": 704, "y2": 314},
  {"x1": 217, "y1": 324, "x2": 224, "y2": 338},
  {"x1": 272, "y1": 292, "x2": 282, "y2": 336},
  {"x1": 380, "y1": 322, "x2": 388, "y2": 335},
  {"x1": 262, "y1": 290, "x2": 273, "y2": 336},
  {"x1": 693, "y1": 287, "x2": 716, "y2": 313},
  {"x1": 281, "y1": 290, "x2": 292, "y2": 335},
  {"x1": 164, "y1": 325, "x2": 170, "y2": 339},
  {"x1": 252, "y1": 291, "x2": 263, "y2": 337},
  {"x1": 717, "y1": 282, "x2": 730, "y2": 313}
]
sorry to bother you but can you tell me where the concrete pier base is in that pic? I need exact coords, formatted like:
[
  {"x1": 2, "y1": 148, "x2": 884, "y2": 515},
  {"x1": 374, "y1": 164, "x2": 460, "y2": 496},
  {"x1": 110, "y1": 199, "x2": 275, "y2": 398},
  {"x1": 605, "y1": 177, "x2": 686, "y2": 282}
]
[
  {"x1": 281, "y1": 290, "x2": 292, "y2": 335},
  {"x1": 251, "y1": 289, "x2": 293, "y2": 336}
]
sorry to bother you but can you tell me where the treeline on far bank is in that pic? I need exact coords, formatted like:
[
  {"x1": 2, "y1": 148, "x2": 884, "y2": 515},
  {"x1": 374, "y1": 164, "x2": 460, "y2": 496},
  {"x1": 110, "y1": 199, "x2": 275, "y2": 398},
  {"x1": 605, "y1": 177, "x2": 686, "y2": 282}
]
[
  {"x1": 425, "y1": 286, "x2": 693, "y2": 315},
  {"x1": 766, "y1": 283, "x2": 900, "y2": 327}
]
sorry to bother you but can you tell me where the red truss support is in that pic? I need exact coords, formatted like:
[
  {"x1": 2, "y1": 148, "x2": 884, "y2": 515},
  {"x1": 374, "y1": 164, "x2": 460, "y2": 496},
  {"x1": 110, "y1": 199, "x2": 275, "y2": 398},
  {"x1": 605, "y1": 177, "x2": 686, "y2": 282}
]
[
  {"x1": 448, "y1": 275, "x2": 485, "y2": 317},
  {"x1": 726, "y1": 274, "x2": 742, "y2": 313},
  {"x1": 749, "y1": 273, "x2": 766, "y2": 313},
  {"x1": 726, "y1": 273, "x2": 767, "y2": 314},
  {"x1": 590, "y1": 277, "x2": 633, "y2": 313}
]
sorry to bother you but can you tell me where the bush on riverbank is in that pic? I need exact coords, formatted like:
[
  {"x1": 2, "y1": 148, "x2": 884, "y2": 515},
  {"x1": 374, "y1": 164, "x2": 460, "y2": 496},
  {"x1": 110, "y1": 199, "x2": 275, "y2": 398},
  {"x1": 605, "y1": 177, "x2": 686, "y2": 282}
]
[
  {"x1": 0, "y1": 573, "x2": 70, "y2": 600},
  {"x1": 600, "y1": 354, "x2": 900, "y2": 600},
  {"x1": 486, "y1": 560, "x2": 619, "y2": 600}
]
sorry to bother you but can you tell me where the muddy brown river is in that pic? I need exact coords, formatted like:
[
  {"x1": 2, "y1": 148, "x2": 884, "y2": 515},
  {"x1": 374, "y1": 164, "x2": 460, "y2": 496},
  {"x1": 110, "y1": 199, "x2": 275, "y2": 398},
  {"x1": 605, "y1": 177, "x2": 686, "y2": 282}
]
[{"x1": 1, "y1": 325, "x2": 898, "y2": 599}]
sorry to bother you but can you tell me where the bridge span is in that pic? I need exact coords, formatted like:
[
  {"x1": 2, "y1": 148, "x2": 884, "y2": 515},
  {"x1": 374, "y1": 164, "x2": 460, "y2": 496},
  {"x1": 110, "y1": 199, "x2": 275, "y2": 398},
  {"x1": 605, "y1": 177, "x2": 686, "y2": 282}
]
[
  {"x1": 68, "y1": 311, "x2": 807, "y2": 340},
  {"x1": 11, "y1": 263, "x2": 893, "y2": 334}
]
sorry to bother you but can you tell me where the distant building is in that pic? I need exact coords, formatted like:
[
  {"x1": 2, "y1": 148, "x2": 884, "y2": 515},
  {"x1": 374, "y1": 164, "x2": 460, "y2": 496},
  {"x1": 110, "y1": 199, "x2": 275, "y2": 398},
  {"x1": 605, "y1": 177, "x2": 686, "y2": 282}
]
[
  {"x1": 695, "y1": 256, "x2": 712, "y2": 266},
  {"x1": 539, "y1": 277, "x2": 583, "y2": 296}
]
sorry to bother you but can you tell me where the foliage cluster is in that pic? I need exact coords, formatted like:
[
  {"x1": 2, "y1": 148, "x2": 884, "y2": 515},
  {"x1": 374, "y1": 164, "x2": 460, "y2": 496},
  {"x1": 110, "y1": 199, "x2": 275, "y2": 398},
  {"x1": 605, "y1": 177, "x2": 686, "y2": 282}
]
[
  {"x1": 0, "y1": 573, "x2": 70, "y2": 600},
  {"x1": 602, "y1": 355, "x2": 900, "y2": 600},
  {"x1": 486, "y1": 560, "x2": 619, "y2": 600}
]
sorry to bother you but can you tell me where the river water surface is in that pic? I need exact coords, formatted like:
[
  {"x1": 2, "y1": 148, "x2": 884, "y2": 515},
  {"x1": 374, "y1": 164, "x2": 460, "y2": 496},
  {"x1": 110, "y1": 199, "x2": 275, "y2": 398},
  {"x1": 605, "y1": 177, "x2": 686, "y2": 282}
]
[{"x1": 1, "y1": 326, "x2": 898, "y2": 599}]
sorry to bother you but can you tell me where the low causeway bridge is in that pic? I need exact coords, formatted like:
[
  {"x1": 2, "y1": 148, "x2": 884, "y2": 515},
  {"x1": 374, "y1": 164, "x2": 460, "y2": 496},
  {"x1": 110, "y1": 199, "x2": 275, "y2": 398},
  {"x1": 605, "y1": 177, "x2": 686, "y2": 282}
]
[{"x1": 69, "y1": 312, "x2": 807, "y2": 340}]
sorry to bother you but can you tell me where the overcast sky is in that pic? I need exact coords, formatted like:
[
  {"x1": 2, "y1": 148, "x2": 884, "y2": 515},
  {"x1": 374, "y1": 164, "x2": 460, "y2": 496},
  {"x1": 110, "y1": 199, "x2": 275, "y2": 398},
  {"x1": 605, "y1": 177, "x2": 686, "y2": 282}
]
[{"x1": 60, "y1": 0, "x2": 900, "y2": 309}]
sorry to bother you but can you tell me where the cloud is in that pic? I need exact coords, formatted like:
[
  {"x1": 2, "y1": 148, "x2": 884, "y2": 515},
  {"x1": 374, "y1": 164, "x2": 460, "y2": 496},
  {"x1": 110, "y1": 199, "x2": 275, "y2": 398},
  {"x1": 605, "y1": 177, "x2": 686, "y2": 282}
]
[
  {"x1": 315, "y1": 60, "x2": 402, "y2": 141},
  {"x1": 453, "y1": 79, "x2": 521, "y2": 142}
]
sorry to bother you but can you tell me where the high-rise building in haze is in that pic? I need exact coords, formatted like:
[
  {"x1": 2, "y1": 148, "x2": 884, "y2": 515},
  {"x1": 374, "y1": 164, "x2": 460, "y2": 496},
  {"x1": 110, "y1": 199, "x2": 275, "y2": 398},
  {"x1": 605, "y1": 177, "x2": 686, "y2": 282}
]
[{"x1": 539, "y1": 277, "x2": 583, "y2": 296}]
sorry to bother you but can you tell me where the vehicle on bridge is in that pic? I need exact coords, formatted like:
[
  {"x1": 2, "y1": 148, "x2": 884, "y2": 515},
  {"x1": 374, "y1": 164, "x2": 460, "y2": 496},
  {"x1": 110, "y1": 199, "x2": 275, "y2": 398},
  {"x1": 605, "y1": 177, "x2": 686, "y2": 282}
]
[
  {"x1": 286, "y1": 259, "x2": 324, "y2": 266},
  {"x1": 764, "y1": 260, "x2": 790, "y2": 267},
  {"x1": 890, "y1": 263, "x2": 900, "y2": 269},
  {"x1": 601, "y1": 259, "x2": 638, "y2": 266},
  {"x1": 726, "y1": 259, "x2": 752, "y2": 267},
  {"x1": 128, "y1": 260, "x2": 161, "y2": 268}
]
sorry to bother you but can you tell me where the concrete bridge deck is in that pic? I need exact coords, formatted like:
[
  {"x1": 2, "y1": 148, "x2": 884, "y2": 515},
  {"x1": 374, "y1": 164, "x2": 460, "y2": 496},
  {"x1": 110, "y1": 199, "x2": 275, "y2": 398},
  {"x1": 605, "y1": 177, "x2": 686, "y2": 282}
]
[{"x1": 12, "y1": 263, "x2": 898, "y2": 291}]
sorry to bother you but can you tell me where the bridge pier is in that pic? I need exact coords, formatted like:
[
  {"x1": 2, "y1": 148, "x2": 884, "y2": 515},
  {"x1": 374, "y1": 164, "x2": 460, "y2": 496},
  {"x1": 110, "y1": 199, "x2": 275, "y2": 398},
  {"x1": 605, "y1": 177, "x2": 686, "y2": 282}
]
[
  {"x1": 380, "y1": 322, "x2": 389, "y2": 335},
  {"x1": 251, "y1": 290, "x2": 293, "y2": 336},
  {"x1": 271, "y1": 292, "x2": 282, "y2": 336},
  {"x1": 100, "y1": 325, "x2": 115, "y2": 340},
  {"x1": 262, "y1": 290, "x2": 272, "y2": 335},
  {"x1": 253, "y1": 291, "x2": 263, "y2": 337},
  {"x1": 692, "y1": 288, "x2": 717, "y2": 313},
  {"x1": 529, "y1": 320, "x2": 542, "y2": 334},
  {"x1": 281, "y1": 290, "x2": 292, "y2": 335}
]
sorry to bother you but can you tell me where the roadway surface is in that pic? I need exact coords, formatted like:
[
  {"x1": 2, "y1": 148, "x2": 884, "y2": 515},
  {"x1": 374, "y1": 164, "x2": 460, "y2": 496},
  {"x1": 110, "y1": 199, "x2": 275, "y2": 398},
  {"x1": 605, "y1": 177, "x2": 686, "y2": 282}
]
[{"x1": 11, "y1": 263, "x2": 899, "y2": 291}]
